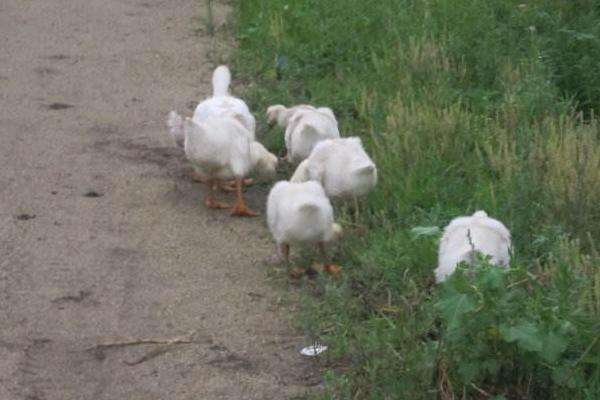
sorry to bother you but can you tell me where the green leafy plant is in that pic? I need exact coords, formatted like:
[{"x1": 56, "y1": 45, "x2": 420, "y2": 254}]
[{"x1": 435, "y1": 251, "x2": 597, "y2": 398}]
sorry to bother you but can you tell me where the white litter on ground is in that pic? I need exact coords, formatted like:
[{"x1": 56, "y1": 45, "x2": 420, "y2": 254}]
[{"x1": 300, "y1": 343, "x2": 328, "y2": 356}]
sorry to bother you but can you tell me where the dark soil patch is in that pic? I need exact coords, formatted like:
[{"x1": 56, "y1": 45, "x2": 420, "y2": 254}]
[
  {"x1": 83, "y1": 190, "x2": 103, "y2": 198},
  {"x1": 15, "y1": 213, "x2": 36, "y2": 221},
  {"x1": 46, "y1": 102, "x2": 74, "y2": 110}
]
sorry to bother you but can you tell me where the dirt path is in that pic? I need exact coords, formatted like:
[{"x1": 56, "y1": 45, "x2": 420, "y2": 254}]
[{"x1": 0, "y1": 1, "x2": 318, "y2": 398}]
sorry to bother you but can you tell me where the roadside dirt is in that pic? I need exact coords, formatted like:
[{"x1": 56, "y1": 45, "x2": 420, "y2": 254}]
[{"x1": 0, "y1": 1, "x2": 319, "y2": 398}]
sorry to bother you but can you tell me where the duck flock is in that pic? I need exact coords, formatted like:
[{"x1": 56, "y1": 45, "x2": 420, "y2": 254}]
[{"x1": 167, "y1": 66, "x2": 512, "y2": 282}]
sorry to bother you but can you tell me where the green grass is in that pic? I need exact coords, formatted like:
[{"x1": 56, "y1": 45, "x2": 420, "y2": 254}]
[{"x1": 230, "y1": 0, "x2": 600, "y2": 398}]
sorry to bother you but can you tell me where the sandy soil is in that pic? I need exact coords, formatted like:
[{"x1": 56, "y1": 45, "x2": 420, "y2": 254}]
[{"x1": 0, "y1": 1, "x2": 319, "y2": 398}]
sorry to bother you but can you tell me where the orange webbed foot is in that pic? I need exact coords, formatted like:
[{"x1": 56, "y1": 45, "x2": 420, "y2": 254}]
[
  {"x1": 230, "y1": 204, "x2": 259, "y2": 217},
  {"x1": 190, "y1": 170, "x2": 208, "y2": 184},
  {"x1": 221, "y1": 178, "x2": 254, "y2": 191},
  {"x1": 229, "y1": 178, "x2": 259, "y2": 217},
  {"x1": 204, "y1": 196, "x2": 231, "y2": 209},
  {"x1": 219, "y1": 182, "x2": 237, "y2": 192}
]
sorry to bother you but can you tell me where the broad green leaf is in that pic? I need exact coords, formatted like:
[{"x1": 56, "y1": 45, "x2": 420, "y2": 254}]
[
  {"x1": 482, "y1": 359, "x2": 500, "y2": 375},
  {"x1": 552, "y1": 365, "x2": 582, "y2": 388},
  {"x1": 480, "y1": 265, "x2": 505, "y2": 289},
  {"x1": 541, "y1": 332, "x2": 568, "y2": 363},
  {"x1": 458, "y1": 361, "x2": 480, "y2": 382},
  {"x1": 499, "y1": 322, "x2": 543, "y2": 353},
  {"x1": 436, "y1": 293, "x2": 476, "y2": 332}
]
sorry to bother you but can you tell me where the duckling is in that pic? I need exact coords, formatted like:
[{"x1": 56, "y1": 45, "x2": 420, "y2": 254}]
[
  {"x1": 183, "y1": 114, "x2": 277, "y2": 217},
  {"x1": 435, "y1": 210, "x2": 511, "y2": 283},
  {"x1": 266, "y1": 104, "x2": 339, "y2": 163},
  {"x1": 291, "y1": 137, "x2": 377, "y2": 219},
  {"x1": 267, "y1": 180, "x2": 342, "y2": 264}
]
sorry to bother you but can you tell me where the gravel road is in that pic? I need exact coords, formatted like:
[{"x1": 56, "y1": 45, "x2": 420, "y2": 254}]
[{"x1": 0, "y1": 1, "x2": 317, "y2": 398}]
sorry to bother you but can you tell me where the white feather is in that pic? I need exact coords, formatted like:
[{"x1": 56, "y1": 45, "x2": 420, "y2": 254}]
[
  {"x1": 166, "y1": 110, "x2": 185, "y2": 148},
  {"x1": 193, "y1": 65, "x2": 256, "y2": 137},
  {"x1": 166, "y1": 65, "x2": 256, "y2": 148},
  {"x1": 211, "y1": 65, "x2": 231, "y2": 97}
]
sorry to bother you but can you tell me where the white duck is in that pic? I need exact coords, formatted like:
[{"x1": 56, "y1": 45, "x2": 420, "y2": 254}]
[
  {"x1": 266, "y1": 104, "x2": 340, "y2": 163},
  {"x1": 267, "y1": 180, "x2": 342, "y2": 264},
  {"x1": 291, "y1": 137, "x2": 377, "y2": 217},
  {"x1": 183, "y1": 114, "x2": 277, "y2": 217},
  {"x1": 167, "y1": 65, "x2": 256, "y2": 148},
  {"x1": 168, "y1": 65, "x2": 259, "y2": 186},
  {"x1": 435, "y1": 210, "x2": 511, "y2": 283}
]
